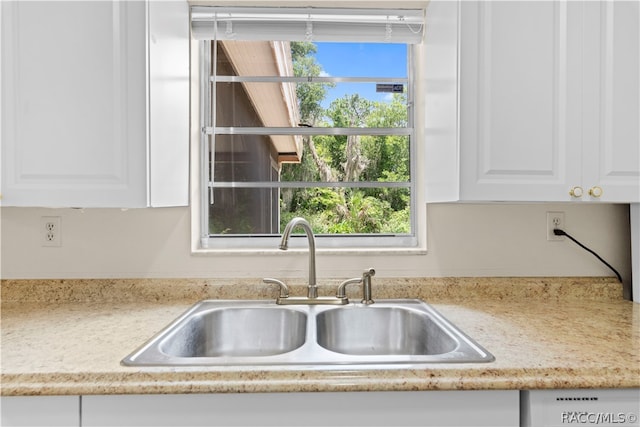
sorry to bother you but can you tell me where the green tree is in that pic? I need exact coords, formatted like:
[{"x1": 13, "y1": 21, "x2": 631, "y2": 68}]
[
  {"x1": 291, "y1": 42, "x2": 330, "y2": 125},
  {"x1": 281, "y1": 42, "x2": 336, "y2": 216},
  {"x1": 285, "y1": 42, "x2": 336, "y2": 182},
  {"x1": 326, "y1": 95, "x2": 373, "y2": 182},
  {"x1": 281, "y1": 43, "x2": 410, "y2": 235}
]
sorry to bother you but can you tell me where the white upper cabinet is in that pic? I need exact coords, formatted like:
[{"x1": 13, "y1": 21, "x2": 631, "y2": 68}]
[
  {"x1": 425, "y1": 1, "x2": 639, "y2": 203},
  {"x1": 1, "y1": 1, "x2": 189, "y2": 208},
  {"x1": 581, "y1": 1, "x2": 640, "y2": 203},
  {"x1": 459, "y1": 1, "x2": 583, "y2": 202}
]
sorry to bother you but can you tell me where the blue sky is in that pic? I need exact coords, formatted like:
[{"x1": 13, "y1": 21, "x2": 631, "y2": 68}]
[{"x1": 313, "y1": 42, "x2": 407, "y2": 108}]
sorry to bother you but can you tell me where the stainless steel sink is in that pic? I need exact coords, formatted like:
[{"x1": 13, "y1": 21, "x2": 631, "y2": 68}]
[
  {"x1": 160, "y1": 307, "x2": 307, "y2": 357},
  {"x1": 122, "y1": 299, "x2": 494, "y2": 367},
  {"x1": 316, "y1": 306, "x2": 458, "y2": 356}
]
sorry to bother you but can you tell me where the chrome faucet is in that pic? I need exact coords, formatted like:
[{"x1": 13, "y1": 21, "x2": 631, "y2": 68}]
[
  {"x1": 336, "y1": 268, "x2": 376, "y2": 304},
  {"x1": 264, "y1": 217, "x2": 375, "y2": 306},
  {"x1": 279, "y1": 217, "x2": 318, "y2": 299}
]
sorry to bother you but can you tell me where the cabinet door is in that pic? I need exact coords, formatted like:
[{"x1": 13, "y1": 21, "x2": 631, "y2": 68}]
[
  {"x1": 0, "y1": 396, "x2": 79, "y2": 427},
  {"x1": 1, "y1": 1, "x2": 147, "y2": 207},
  {"x1": 82, "y1": 391, "x2": 519, "y2": 427},
  {"x1": 459, "y1": 1, "x2": 583, "y2": 201},
  {"x1": 581, "y1": 1, "x2": 640, "y2": 203}
]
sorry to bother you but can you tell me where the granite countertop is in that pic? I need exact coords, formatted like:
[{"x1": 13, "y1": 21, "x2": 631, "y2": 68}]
[{"x1": 1, "y1": 277, "x2": 638, "y2": 396}]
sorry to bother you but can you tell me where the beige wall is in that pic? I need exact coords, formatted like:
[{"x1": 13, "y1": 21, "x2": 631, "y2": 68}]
[{"x1": 0, "y1": 204, "x2": 631, "y2": 285}]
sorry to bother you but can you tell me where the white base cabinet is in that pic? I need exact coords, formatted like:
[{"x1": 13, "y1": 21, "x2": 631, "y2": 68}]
[
  {"x1": 1, "y1": 396, "x2": 79, "y2": 427},
  {"x1": 81, "y1": 391, "x2": 519, "y2": 427},
  {"x1": 0, "y1": 1, "x2": 189, "y2": 208},
  {"x1": 4, "y1": 389, "x2": 639, "y2": 426}
]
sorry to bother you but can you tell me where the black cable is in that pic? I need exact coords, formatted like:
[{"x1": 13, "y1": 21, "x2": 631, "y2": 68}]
[{"x1": 553, "y1": 228, "x2": 623, "y2": 283}]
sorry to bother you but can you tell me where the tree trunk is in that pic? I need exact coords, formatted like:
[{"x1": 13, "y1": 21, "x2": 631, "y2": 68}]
[
  {"x1": 305, "y1": 136, "x2": 335, "y2": 182},
  {"x1": 343, "y1": 134, "x2": 368, "y2": 182}
]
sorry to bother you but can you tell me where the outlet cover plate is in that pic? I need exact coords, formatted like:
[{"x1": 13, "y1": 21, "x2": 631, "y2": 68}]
[
  {"x1": 41, "y1": 216, "x2": 61, "y2": 247},
  {"x1": 546, "y1": 211, "x2": 565, "y2": 241}
]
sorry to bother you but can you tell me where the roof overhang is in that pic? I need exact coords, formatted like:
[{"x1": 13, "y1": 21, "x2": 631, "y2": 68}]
[{"x1": 221, "y1": 40, "x2": 302, "y2": 164}]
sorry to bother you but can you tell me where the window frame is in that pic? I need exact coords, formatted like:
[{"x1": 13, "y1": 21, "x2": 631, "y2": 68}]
[{"x1": 191, "y1": 10, "x2": 427, "y2": 253}]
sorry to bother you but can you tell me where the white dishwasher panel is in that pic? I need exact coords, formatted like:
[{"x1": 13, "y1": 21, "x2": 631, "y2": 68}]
[{"x1": 521, "y1": 389, "x2": 640, "y2": 427}]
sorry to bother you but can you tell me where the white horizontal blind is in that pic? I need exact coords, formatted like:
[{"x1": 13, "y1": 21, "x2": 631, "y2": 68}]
[{"x1": 191, "y1": 7, "x2": 424, "y2": 43}]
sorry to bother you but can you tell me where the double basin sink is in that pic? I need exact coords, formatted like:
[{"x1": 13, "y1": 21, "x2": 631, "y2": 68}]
[{"x1": 122, "y1": 299, "x2": 494, "y2": 367}]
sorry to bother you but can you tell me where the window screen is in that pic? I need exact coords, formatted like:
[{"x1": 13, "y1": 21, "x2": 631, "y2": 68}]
[{"x1": 195, "y1": 7, "x2": 424, "y2": 249}]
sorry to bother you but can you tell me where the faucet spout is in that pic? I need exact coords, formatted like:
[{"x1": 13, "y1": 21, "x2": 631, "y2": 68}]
[{"x1": 279, "y1": 217, "x2": 317, "y2": 298}]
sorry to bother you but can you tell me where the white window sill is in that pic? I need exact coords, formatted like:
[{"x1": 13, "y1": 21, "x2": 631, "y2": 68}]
[{"x1": 191, "y1": 246, "x2": 427, "y2": 256}]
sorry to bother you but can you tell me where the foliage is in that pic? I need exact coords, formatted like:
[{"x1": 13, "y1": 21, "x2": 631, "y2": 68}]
[
  {"x1": 280, "y1": 43, "x2": 411, "y2": 235},
  {"x1": 291, "y1": 42, "x2": 333, "y2": 125}
]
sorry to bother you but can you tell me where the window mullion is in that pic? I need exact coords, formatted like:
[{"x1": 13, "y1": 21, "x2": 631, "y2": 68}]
[
  {"x1": 213, "y1": 75, "x2": 409, "y2": 84},
  {"x1": 199, "y1": 40, "x2": 212, "y2": 247},
  {"x1": 209, "y1": 38, "x2": 218, "y2": 207},
  {"x1": 208, "y1": 181, "x2": 411, "y2": 189},
  {"x1": 212, "y1": 127, "x2": 412, "y2": 136}
]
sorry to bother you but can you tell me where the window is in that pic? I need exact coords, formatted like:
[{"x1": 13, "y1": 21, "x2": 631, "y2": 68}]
[{"x1": 194, "y1": 7, "x2": 425, "y2": 250}]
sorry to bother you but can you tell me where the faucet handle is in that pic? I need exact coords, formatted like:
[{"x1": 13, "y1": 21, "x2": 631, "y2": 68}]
[
  {"x1": 336, "y1": 277, "x2": 362, "y2": 301},
  {"x1": 336, "y1": 268, "x2": 376, "y2": 304},
  {"x1": 263, "y1": 278, "x2": 290, "y2": 299}
]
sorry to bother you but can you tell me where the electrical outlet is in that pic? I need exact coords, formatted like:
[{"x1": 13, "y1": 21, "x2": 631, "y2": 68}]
[
  {"x1": 41, "y1": 216, "x2": 61, "y2": 247},
  {"x1": 546, "y1": 211, "x2": 565, "y2": 241}
]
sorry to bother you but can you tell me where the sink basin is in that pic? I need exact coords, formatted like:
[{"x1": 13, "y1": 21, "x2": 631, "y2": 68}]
[
  {"x1": 316, "y1": 306, "x2": 457, "y2": 356},
  {"x1": 160, "y1": 307, "x2": 306, "y2": 357},
  {"x1": 122, "y1": 299, "x2": 494, "y2": 368}
]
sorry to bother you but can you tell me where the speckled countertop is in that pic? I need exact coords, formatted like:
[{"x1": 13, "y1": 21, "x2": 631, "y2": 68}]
[{"x1": 1, "y1": 277, "x2": 638, "y2": 396}]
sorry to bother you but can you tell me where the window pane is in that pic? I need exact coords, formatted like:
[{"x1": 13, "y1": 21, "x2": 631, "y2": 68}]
[
  {"x1": 217, "y1": 41, "x2": 407, "y2": 78},
  {"x1": 209, "y1": 186, "x2": 411, "y2": 235},
  {"x1": 215, "y1": 82, "x2": 408, "y2": 128},
  {"x1": 213, "y1": 135, "x2": 276, "y2": 183},
  {"x1": 280, "y1": 135, "x2": 410, "y2": 183},
  {"x1": 207, "y1": 39, "x2": 414, "y2": 240},
  {"x1": 210, "y1": 187, "x2": 279, "y2": 235},
  {"x1": 314, "y1": 42, "x2": 407, "y2": 78},
  {"x1": 281, "y1": 187, "x2": 411, "y2": 235},
  {"x1": 213, "y1": 134, "x2": 410, "y2": 183}
]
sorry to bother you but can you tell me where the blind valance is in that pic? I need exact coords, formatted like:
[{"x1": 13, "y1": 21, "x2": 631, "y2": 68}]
[{"x1": 191, "y1": 7, "x2": 424, "y2": 43}]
